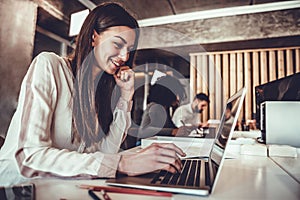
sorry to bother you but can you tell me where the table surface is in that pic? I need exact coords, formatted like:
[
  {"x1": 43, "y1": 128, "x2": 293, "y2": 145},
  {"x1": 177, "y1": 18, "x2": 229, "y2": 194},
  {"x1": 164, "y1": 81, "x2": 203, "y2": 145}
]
[
  {"x1": 30, "y1": 153, "x2": 300, "y2": 200},
  {"x1": 270, "y1": 154, "x2": 300, "y2": 184}
]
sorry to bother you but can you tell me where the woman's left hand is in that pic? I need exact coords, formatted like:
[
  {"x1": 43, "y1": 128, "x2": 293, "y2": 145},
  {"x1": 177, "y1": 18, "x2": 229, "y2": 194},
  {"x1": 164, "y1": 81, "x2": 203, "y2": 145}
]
[{"x1": 114, "y1": 66, "x2": 135, "y2": 101}]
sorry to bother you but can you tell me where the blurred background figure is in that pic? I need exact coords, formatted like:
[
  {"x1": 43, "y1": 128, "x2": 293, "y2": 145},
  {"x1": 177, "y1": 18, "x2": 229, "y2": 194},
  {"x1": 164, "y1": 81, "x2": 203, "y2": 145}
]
[
  {"x1": 138, "y1": 75, "x2": 195, "y2": 140},
  {"x1": 225, "y1": 102, "x2": 234, "y2": 124},
  {"x1": 172, "y1": 93, "x2": 210, "y2": 128}
]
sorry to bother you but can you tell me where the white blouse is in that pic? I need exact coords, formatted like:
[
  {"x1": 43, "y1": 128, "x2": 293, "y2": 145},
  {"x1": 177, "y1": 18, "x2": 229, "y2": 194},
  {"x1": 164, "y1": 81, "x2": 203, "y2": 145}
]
[{"x1": 0, "y1": 52, "x2": 131, "y2": 186}]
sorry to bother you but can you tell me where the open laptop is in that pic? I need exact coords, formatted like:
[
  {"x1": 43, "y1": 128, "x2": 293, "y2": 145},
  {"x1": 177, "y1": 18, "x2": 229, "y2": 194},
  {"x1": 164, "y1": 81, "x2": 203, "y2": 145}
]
[{"x1": 106, "y1": 87, "x2": 246, "y2": 196}]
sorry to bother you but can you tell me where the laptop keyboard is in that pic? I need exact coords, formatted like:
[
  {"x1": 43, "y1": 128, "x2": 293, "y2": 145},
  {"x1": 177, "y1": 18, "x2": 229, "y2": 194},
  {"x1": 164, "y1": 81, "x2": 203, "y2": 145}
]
[{"x1": 151, "y1": 159, "x2": 210, "y2": 187}]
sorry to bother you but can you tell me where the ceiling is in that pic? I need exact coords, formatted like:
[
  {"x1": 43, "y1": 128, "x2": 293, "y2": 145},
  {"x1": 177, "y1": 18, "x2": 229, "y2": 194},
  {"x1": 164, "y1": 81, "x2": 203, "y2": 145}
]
[
  {"x1": 37, "y1": 0, "x2": 288, "y2": 41},
  {"x1": 35, "y1": 0, "x2": 298, "y2": 76}
]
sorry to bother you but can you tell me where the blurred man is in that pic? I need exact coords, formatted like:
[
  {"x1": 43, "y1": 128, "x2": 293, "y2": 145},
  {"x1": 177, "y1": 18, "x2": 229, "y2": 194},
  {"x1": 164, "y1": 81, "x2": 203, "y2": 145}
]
[{"x1": 172, "y1": 93, "x2": 209, "y2": 128}]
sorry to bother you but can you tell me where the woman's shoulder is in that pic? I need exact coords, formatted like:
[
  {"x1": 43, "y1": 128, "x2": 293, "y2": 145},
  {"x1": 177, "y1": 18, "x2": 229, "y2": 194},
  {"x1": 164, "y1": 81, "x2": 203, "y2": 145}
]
[
  {"x1": 34, "y1": 52, "x2": 64, "y2": 64},
  {"x1": 26, "y1": 52, "x2": 72, "y2": 81},
  {"x1": 32, "y1": 52, "x2": 71, "y2": 72}
]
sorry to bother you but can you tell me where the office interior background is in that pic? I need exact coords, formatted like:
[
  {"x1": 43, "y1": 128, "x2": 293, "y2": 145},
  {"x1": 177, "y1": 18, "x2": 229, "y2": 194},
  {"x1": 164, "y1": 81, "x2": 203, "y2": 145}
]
[{"x1": 0, "y1": 0, "x2": 299, "y2": 139}]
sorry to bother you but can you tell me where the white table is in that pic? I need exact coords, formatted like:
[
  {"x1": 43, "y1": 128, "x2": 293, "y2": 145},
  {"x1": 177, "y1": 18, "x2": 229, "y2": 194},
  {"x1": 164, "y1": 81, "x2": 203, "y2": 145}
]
[
  {"x1": 30, "y1": 154, "x2": 300, "y2": 200},
  {"x1": 269, "y1": 151, "x2": 300, "y2": 184}
]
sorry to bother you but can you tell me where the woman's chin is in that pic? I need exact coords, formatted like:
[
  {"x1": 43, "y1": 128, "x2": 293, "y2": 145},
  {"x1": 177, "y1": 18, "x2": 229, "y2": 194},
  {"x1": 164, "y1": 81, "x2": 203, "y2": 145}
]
[{"x1": 106, "y1": 69, "x2": 117, "y2": 75}]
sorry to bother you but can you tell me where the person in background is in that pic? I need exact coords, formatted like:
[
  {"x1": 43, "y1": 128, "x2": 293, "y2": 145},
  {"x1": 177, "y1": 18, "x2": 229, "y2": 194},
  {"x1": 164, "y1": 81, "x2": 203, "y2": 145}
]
[
  {"x1": 138, "y1": 75, "x2": 195, "y2": 139},
  {"x1": 224, "y1": 102, "x2": 234, "y2": 124},
  {"x1": 172, "y1": 93, "x2": 210, "y2": 128},
  {"x1": 0, "y1": 3, "x2": 185, "y2": 187}
]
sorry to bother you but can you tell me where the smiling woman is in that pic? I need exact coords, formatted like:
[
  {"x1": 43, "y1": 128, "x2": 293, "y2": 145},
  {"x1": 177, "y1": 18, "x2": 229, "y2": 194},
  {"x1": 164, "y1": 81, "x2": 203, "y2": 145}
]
[
  {"x1": 92, "y1": 26, "x2": 136, "y2": 75},
  {"x1": 0, "y1": 2, "x2": 186, "y2": 187}
]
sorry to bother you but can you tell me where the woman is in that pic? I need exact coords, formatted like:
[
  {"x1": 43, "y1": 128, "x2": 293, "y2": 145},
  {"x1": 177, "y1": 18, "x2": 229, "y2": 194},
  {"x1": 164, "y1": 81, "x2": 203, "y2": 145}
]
[
  {"x1": 139, "y1": 75, "x2": 194, "y2": 139},
  {"x1": 0, "y1": 3, "x2": 185, "y2": 186}
]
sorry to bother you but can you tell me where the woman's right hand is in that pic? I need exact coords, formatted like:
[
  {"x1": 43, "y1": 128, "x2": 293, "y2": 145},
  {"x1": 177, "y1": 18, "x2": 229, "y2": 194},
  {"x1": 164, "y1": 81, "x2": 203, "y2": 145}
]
[{"x1": 117, "y1": 143, "x2": 186, "y2": 176}]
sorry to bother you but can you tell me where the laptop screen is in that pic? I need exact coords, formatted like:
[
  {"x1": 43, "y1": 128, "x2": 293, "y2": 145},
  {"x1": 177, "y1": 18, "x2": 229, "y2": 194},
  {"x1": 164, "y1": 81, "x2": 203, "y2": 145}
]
[{"x1": 209, "y1": 88, "x2": 246, "y2": 191}]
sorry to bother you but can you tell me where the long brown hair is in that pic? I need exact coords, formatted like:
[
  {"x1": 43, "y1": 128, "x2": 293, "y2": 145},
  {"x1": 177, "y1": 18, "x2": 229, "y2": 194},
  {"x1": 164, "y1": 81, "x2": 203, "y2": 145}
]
[{"x1": 70, "y1": 3, "x2": 139, "y2": 147}]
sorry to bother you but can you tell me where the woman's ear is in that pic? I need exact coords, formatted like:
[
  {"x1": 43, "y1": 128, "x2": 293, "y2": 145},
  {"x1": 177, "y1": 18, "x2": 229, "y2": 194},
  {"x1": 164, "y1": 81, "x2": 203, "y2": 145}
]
[{"x1": 92, "y1": 30, "x2": 98, "y2": 47}]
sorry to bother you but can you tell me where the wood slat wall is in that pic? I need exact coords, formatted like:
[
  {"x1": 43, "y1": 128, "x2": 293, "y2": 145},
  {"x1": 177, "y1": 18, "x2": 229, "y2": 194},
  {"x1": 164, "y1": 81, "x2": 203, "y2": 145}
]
[{"x1": 190, "y1": 46, "x2": 300, "y2": 124}]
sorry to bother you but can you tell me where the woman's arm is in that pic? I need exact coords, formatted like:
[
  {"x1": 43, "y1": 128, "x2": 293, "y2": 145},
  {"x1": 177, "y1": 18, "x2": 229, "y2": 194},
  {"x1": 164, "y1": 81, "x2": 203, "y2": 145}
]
[
  {"x1": 15, "y1": 53, "x2": 120, "y2": 178},
  {"x1": 88, "y1": 66, "x2": 135, "y2": 153},
  {"x1": 88, "y1": 97, "x2": 132, "y2": 153}
]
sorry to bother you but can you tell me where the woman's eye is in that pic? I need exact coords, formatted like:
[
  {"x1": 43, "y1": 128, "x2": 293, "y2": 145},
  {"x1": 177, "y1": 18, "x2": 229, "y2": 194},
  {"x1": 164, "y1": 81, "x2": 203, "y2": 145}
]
[{"x1": 114, "y1": 42, "x2": 123, "y2": 49}]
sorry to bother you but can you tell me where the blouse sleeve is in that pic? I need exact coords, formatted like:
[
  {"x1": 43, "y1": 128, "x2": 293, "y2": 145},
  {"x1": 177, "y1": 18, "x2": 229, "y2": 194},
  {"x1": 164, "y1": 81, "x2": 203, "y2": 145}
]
[{"x1": 15, "y1": 53, "x2": 120, "y2": 178}]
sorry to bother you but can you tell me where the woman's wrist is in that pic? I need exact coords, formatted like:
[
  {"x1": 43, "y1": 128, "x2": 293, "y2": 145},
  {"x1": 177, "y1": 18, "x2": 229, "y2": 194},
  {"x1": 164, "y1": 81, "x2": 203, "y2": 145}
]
[
  {"x1": 120, "y1": 89, "x2": 134, "y2": 102},
  {"x1": 117, "y1": 96, "x2": 133, "y2": 112},
  {"x1": 117, "y1": 155, "x2": 134, "y2": 176},
  {"x1": 117, "y1": 155, "x2": 127, "y2": 175}
]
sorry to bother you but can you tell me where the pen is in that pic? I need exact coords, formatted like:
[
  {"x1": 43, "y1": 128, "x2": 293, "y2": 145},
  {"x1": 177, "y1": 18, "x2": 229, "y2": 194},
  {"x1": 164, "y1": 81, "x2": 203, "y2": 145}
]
[
  {"x1": 79, "y1": 185, "x2": 173, "y2": 197},
  {"x1": 180, "y1": 120, "x2": 185, "y2": 126},
  {"x1": 101, "y1": 190, "x2": 112, "y2": 200},
  {"x1": 88, "y1": 189, "x2": 102, "y2": 200}
]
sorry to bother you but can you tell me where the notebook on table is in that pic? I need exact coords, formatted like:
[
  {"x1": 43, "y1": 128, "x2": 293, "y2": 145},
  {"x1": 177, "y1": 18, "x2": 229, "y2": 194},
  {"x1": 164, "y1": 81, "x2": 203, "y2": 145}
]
[{"x1": 106, "y1": 87, "x2": 246, "y2": 196}]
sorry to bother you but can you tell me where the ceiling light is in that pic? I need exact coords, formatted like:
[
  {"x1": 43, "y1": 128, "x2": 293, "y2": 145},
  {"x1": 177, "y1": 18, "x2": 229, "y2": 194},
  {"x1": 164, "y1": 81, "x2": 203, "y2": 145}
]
[{"x1": 138, "y1": 0, "x2": 300, "y2": 27}]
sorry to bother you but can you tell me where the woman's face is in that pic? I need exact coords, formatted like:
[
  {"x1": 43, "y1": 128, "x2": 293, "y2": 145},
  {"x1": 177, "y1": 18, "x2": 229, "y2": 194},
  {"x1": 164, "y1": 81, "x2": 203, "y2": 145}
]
[{"x1": 92, "y1": 26, "x2": 136, "y2": 75}]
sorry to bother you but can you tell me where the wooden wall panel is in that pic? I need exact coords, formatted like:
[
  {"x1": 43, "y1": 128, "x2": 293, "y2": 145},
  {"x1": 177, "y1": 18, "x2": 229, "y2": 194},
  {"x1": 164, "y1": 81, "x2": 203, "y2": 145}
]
[
  {"x1": 196, "y1": 56, "x2": 202, "y2": 94},
  {"x1": 237, "y1": 52, "x2": 244, "y2": 120},
  {"x1": 223, "y1": 53, "x2": 229, "y2": 106},
  {"x1": 215, "y1": 54, "x2": 222, "y2": 119},
  {"x1": 269, "y1": 50, "x2": 276, "y2": 81},
  {"x1": 229, "y1": 53, "x2": 237, "y2": 96},
  {"x1": 277, "y1": 50, "x2": 285, "y2": 79},
  {"x1": 190, "y1": 47, "x2": 300, "y2": 127},
  {"x1": 296, "y1": 49, "x2": 300, "y2": 73},
  {"x1": 201, "y1": 55, "x2": 209, "y2": 94},
  {"x1": 286, "y1": 49, "x2": 293, "y2": 76},
  {"x1": 244, "y1": 52, "x2": 252, "y2": 121},
  {"x1": 208, "y1": 54, "x2": 216, "y2": 119},
  {"x1": 190, "y1": 55, "x2": 196, "y2": 102},
  {"x1": 202, "y1": 55, "x2": 209, "y2": 122},
  {"x1": 260, "y1": 51, "x2": 268, "y2": 84},
  {"x1": 252, "y1": 52, "x2": 260, "y2": 115}
]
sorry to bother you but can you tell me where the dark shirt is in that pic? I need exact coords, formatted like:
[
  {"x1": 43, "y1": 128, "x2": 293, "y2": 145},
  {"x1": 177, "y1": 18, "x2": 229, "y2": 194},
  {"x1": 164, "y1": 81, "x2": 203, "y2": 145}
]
[{"x1": 138, "y1": 102, "x2": 176, "y2": 138}]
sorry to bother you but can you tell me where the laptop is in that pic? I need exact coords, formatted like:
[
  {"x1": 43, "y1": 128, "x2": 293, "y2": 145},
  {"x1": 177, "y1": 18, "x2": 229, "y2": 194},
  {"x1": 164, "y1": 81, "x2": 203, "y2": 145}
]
[{"x1": 106, "y1": 87, "x2": 246, "y2": 196}]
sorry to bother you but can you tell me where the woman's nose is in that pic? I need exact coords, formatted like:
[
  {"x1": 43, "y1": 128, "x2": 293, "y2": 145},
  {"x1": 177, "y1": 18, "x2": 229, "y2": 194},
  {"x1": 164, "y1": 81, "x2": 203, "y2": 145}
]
[{"x1": 118, "y1": 48, "x2": 129, "y2": 61}]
